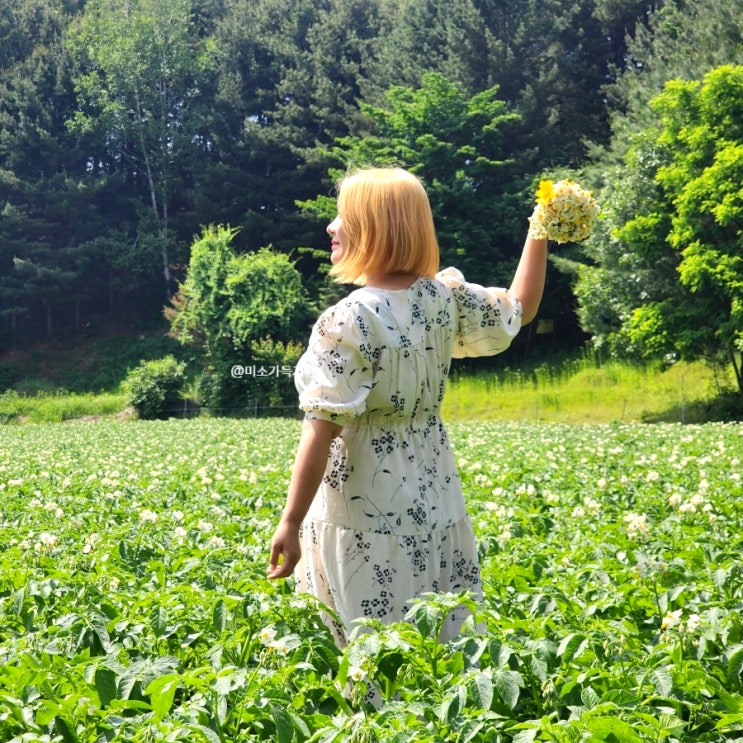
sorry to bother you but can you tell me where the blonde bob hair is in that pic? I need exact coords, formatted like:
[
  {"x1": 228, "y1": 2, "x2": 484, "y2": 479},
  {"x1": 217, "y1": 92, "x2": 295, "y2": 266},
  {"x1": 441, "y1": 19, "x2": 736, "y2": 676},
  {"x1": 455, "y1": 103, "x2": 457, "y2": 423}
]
[{"x1": 329, "y1": 167, "x2": 440, "y2": 285}]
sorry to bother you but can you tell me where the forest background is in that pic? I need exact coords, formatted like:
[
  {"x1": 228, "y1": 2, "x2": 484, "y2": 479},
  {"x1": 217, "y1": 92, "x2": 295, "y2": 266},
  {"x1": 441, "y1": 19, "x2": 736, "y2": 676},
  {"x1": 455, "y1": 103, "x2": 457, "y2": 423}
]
[{"x1": 1, "y1": 0, "x2": 742, "y2": 418}]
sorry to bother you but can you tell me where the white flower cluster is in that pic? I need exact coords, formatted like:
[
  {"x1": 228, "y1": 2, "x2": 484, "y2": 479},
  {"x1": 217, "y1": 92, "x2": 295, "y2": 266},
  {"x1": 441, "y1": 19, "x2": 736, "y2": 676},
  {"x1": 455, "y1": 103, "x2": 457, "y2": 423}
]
[
  {"x1": 527, "y1": 179, "x2": 600, "y2": 244},
  {"x1": 259, "y1": 626, "x2": 289, "y2": 655},
  {"x1": 661, "y1": 608, "x2": 702, "y2": 634},
  {"x1": 623, "y1": 511, "x2": 649, "y2": 540},
  {"x1": 667, "y1": 476, "x2": 716, "y2": 521}
]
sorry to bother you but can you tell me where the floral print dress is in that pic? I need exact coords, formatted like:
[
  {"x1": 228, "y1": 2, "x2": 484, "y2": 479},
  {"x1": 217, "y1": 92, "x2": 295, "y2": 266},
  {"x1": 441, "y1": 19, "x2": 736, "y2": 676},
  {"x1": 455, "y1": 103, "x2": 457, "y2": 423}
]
[{"x1": 293, "y1": 267, "x2": 522, "y2": 645}]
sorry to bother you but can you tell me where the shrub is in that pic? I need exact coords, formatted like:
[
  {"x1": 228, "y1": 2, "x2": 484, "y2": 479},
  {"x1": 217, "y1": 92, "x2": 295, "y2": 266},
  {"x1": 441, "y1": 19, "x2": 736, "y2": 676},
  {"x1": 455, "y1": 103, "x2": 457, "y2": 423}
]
[
  {"x1": 167, "y1": 226, "x2": 313, "y2": 412},
  {"x1": 0, "y1": 363, "x2": 17, "y2": 392},
  {"x1": 123, "y1": 355, "x2": 187, "y2": 419}
]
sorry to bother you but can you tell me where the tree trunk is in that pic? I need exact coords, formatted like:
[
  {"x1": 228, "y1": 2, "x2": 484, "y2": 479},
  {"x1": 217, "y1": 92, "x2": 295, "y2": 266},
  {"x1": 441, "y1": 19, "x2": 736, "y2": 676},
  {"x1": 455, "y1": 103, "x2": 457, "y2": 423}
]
[
  {"x1": 134, "y1": 91, "x2": 170, "y2": 297},
  {"x1": 730, "y1": 348, "x2": 742, "y2": 395}
]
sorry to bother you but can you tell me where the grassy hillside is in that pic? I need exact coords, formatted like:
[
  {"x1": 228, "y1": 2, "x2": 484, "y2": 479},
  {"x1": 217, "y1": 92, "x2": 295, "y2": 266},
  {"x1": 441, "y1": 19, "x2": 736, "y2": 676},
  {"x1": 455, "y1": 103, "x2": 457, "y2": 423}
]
[
  {"x1": 443, "y1": 356, "x2": 739, "y2": 424},
  {"x1": 1, "y1": 359, "x2": 740, "y2": 425}
]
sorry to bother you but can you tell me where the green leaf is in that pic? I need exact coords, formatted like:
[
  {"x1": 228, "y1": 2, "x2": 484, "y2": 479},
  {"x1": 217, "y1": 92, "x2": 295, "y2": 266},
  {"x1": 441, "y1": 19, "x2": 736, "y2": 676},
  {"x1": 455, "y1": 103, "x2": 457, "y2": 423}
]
[
  {"x1": 410, "y1": 601, "x2": 439, "y2": 638},
  {"x1": 556, "y1": 633, "x2": 589, "y2": 662},
  {"x1": 581, "y1": 686, "x2": 601, "y2": 709},
  {"x1": 727, "y1": 644, "x2": 743, "y2": 685},
  {"x1": 95, "y1": 667, "x2": 118, "y2": 708},
  {"x1": 649, "y1": 667, "x2": 673, "y2": 697},
  {"x1": 494, "y1": 669, "x2": 522, "y2": 710},
  {"x1": 150, "y1": 604, "x2": 169, "y2": 638},
  {"x1": 587, "y1": 716, "x2": 643, "y2": 742},
  {"x1": 377, "y1": 651, "x2": 404, "y2": 683},
  {"x1": 35, "y1": 701, "x2": 60, "y2": 726},
  {"x1": 145, "y1": 673, "x2": 181, "y2": 722},
  {"x1": 212, "y1": 598, "x2": 228, "y2": 633},
  {"x1": 511, "y1": 729, "x2": 538, "y2": 743},
  {"x1": 54, "y1": 715, "x2": 79, "y2": 743},
  {"x1": 189, "y1": 724, "x2": 223, "y2": 743},
  {"x1": 271, "y1": 702, "x2": 294, "y2": 743},
  {"x1": 469, "y1": 670, "x2": 494, "y2": 710}
]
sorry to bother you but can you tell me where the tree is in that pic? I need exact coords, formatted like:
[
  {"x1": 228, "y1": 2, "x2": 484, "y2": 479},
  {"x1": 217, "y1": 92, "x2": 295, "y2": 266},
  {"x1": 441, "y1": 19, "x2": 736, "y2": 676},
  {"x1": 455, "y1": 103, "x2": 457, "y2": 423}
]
[
  {"x1": 68, "y1": 0, "x2": 210, "y2": 298},
  {"x1": 304, "y1": 72, "x2": 522, "y2": 280},
  {"x1": 366, "y1": 0, "x2": 492, "y2": 98},
  {"x1": 0, "y1": 0, "x2": 96, "y2": 338},
  {"x1": 168, "y1": 226, "x2": 312, "y2": 411},
  {"x1": 577, "y1": 66, "x2": 743, "y2": 395}
]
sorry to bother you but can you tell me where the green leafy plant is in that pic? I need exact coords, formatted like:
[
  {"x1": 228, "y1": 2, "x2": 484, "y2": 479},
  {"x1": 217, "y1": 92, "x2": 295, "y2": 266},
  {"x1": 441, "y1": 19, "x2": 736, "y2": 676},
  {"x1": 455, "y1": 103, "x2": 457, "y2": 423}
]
[
  {"x1": 1, "y1": 418, "x2": 743, "y2": 741},
  {"x1": 123, "y1": 355, "x2": 187, "y2": 419}
]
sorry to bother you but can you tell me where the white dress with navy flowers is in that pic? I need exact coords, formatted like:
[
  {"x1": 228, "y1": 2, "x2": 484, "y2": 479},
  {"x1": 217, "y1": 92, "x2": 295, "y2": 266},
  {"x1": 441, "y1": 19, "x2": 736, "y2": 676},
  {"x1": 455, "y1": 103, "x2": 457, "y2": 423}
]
[{"x1": 293, "y1": 268, "x2": 522, "y2": 645}]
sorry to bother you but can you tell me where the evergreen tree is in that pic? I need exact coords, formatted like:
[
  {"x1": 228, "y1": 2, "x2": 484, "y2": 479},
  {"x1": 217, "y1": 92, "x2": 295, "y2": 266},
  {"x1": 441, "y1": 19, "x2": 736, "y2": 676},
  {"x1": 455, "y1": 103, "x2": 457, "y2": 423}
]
[{"x1": 0, "y1": 0, "x2": 96, "y2": 338}]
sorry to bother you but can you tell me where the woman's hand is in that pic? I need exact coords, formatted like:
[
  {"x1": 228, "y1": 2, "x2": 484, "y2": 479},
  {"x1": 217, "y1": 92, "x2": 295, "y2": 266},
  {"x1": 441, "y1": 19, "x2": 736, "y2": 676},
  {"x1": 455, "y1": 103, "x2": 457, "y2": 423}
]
[{"x1": 267, "y1": 519, "x2": 302, "y2": 579}]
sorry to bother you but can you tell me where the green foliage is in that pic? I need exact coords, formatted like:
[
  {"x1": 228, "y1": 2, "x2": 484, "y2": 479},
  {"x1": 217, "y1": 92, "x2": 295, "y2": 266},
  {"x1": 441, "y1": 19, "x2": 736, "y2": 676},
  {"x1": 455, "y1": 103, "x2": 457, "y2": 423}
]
[
  {"x1": 4, "y1": 0, "x2": 743, "y2": 367},
  {"x1": 67, "y1": 0, "x2": 212, "y2": 298},
  {"x1": 169, "y1": 225, "x2": 312, "y2": 412},
  {"x1": 305, "y1": 71, "x2": 523, "y2": 278},
  {"x1": 576, "y1": 0, "x2": 743, "y2": 365},
  {"x1": 444, "y1": 356, "x2": 738, "y2": 424},
  {"x1": 123, "y1": 355, "x2": 187, "y2": 420},
  {"x1": 0, "y1": 389, "x2": 127, "y2": 424},
  {"x1": 2, "y1": 417, "x2": 743, "y2": 740},
  {"x1": 0, "y1": 362, "x2": 17, "y2": 392},
  {"x1": 576, "y1": 64, "x2": 743, "y2": 395}
]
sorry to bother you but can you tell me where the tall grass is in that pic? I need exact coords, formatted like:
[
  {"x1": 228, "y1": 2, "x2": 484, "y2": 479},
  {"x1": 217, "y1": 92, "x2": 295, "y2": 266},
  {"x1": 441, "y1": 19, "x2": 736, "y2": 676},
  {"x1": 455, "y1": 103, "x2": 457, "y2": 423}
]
[
  {"x1": 1, "y1": 356, "x2": 738, "y2": 425},
  {"x1": 0, "y1": 390, "x2": 128, "y2": 424},
  {"x1": 443, "y1": 356, "x2": 737, "y2": 424}
]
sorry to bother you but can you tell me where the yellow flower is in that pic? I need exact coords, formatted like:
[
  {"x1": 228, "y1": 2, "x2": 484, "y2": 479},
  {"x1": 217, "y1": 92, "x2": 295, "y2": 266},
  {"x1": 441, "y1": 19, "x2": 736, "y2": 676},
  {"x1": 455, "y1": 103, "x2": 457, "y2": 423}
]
[{"x1": 535, "y1": 180, "x2": 555, "y2": 205}]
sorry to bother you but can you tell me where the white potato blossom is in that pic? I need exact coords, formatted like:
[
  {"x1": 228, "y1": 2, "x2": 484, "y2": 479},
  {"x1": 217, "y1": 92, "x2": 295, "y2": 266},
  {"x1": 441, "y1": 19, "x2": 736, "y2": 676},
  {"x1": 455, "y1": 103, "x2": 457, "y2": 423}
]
[
  {"x1": 685, "y1": 613, "x2": 702, "y2": 633},
  {"x1": 139, "y1": 508, "x2": 159, "y2": 523},
  {"x1": 348, "y1": 665, "x2": 365, "y2": 682},
  {"x1": 82, "y1": 533, "x2": 101, "y2": 554},
  {"x1": 260, "y1": 627, "x2": 277, "y2": 645},
  {"x1": 583, "y1": 496, "x2": 601, "y2": 515},
  {"x1": 35, "y1": 532, "x2": 58, "y2": 552},
  {"x1": 623, "y1": 512, "x2": 649, "y2": 539},
  {"x1": 661, "y1": 609, "x2": 682, "y2": 631},
  {"x1": 267, "y1": 638, "x2": 289, "y2": 655},
  {"x1": 497, "y1": 526, "x2": 512, "y2": 543},
  {"x1": 661, "y1": 609, "x2": 702, "y2": 634}
]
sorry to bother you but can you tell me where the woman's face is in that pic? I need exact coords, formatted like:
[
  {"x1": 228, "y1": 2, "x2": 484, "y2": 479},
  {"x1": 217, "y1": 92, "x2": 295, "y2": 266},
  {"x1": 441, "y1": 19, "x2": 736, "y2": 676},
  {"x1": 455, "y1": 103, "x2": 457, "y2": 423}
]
[{"x1": 327, "y1": 215, "x2": 347, "y2": 265}]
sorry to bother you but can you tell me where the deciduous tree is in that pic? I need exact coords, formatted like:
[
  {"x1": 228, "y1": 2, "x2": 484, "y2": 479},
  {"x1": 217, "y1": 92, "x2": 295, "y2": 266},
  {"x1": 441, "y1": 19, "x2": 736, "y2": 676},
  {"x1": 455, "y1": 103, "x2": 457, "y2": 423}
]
[{"x1": 68, "y1": 0, "x2": 210, "y2": 298}]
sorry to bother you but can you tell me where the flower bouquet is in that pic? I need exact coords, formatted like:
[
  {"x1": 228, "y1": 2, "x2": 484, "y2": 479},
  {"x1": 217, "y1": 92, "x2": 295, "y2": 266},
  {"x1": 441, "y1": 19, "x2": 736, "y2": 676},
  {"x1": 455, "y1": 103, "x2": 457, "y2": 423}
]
[{"x1": 527, "y1": 179, "x2": 600, "y2": 243}]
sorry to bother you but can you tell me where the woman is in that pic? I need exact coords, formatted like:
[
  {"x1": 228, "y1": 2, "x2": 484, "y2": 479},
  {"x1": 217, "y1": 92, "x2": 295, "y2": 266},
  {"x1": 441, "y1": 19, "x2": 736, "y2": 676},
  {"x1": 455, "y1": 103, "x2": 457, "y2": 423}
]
[{"x1": 268, "y1": 167, "x2": 547, "y2": 645}]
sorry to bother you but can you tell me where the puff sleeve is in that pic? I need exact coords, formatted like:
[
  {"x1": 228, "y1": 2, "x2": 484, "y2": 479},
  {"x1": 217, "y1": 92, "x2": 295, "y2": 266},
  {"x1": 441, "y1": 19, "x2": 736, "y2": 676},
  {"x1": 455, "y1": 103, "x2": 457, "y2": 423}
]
[
  {"x1": 294, "y1": 302, "x2": 375, "y2": 424},
  {"x1": 435, "y1": 266, "x2": 522, "y2": 358}
]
